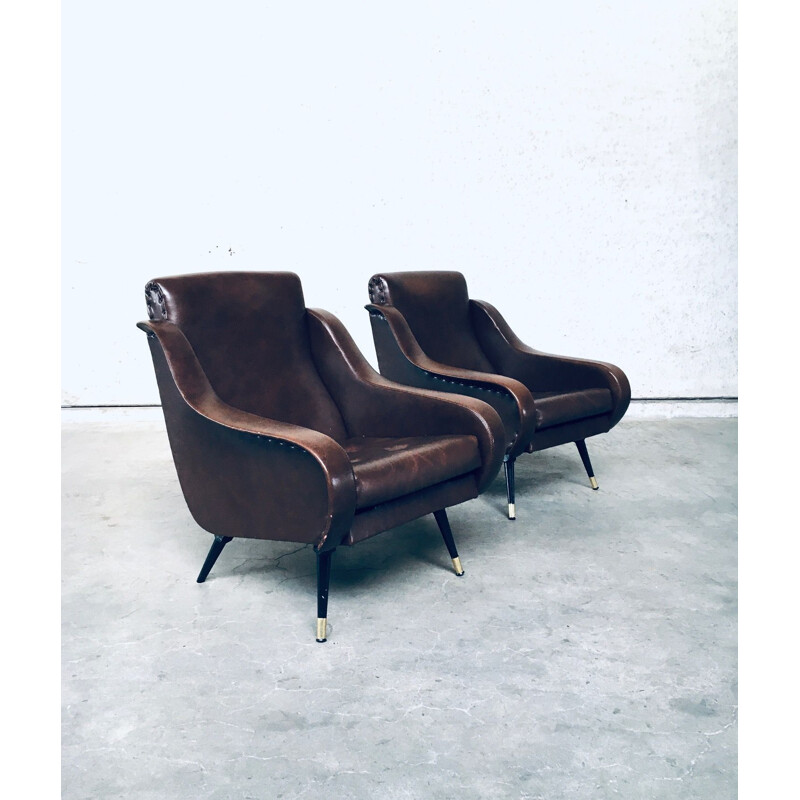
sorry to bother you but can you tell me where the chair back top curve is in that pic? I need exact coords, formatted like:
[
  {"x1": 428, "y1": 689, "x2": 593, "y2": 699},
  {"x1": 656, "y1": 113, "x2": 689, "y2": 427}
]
[
  {"x1": 368, "y1": 271, "x2": 495, "y2": 372},
  {"x1": 145, "y1": 271, "x2": 349, "y2": 440}
]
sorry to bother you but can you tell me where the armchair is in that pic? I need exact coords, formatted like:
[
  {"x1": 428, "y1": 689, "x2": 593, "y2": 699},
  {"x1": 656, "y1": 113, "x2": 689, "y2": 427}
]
[
  {"x1": 138, "y1": 272, "x2": 505, "y2": 642},
  {"x1": 366, "y1": 271, "x2": 630, "y2": 519}
]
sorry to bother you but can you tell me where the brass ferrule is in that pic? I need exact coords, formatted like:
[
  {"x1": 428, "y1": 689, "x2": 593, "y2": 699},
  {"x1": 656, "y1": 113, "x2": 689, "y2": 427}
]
[
  {"x1": 452, "y1": 557, "x2": 464, "y2": 576},
  {"x1": 508, "y1": 503, "x2": 516, "y2": 519},
  {"x1": 590, "y1": 477, "x2": 599, "y2": 490},
  {"x1": 316, "y1": 618, "x2": 327, "y2": 642}
]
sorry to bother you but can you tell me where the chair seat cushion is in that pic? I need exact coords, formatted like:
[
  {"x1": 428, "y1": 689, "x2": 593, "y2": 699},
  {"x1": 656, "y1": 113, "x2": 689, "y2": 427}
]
[
  {"x1": 531, "y1": 388, "x2": 614, "y2": 430},
  {"x1": 343, "y1": 435, "x2": 481, "y2": 509}
]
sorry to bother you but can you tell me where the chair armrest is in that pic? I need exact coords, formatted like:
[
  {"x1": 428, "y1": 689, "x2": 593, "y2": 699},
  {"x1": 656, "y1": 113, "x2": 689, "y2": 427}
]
[
  {"x1": 364, "y1": 304, "x2": 537, "y2": 457},
  {"x1": 469, "y1": 300, "x2": 631, "y2": 428},
  {"x1": 306, "y1": 310, "x2": 506, "y2": 492},
  {"x1": 137, "y1": 320, "x2": 356, "y2": 550}
]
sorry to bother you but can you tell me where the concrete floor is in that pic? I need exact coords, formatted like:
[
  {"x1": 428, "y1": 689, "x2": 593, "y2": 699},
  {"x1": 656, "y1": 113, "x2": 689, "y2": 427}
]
[{"x1": 62, "y1": 418, "x2": 737, "y2": 799}]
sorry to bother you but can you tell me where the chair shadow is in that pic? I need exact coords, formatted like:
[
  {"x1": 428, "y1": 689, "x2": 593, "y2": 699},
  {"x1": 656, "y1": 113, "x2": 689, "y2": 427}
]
[
  {"x1": 186, "y1": 515, "x2": 466, "y2": 602},
  {"x1": 182, "y1": 445, "x2": 603, "y2": 595}
]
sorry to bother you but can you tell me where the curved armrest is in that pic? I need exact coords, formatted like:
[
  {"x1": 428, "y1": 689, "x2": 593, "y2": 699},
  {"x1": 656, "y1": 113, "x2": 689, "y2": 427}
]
[
  {"x1": 364, "y1": 304, "x2": 537, "y2": 457},
  {"x1": 469, "y1": 300, "x2": 631, "y2": 428},
  {"x1": 306, "y1": 310, "x2": 505, "y2": 492},
  {"x1": 137, "y1": 320, "x2": 356, "y2": 550}
]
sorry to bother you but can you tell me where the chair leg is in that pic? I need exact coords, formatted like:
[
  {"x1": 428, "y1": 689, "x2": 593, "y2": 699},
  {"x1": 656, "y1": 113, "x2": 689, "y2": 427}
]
[
  {"x1": 433, "y1": 509, "x2": 464, "y2": 576},
  {"x1": 196, "y1": 535, "x2": 233, "y2": 583},
  {"x1": 504, "y1": 455, "x2": 516, "y2": 519},
  {"x1": 575, "y1": 439, "x2": 599, "y2": 490},
  {"x1": 316, "y1": 549, "x2": 334, "y2": 643}
]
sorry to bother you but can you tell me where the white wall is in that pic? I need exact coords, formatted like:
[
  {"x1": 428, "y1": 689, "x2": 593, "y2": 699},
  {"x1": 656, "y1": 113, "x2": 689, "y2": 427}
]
[{"x1": 61, "y1": 1, "x2": 737, "y2": 406}]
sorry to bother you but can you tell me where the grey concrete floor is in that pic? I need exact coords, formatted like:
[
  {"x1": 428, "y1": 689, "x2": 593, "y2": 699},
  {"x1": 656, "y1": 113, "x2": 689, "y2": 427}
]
[{"x1": 62, "y1": 418, "x2": 737, "y2": 799}]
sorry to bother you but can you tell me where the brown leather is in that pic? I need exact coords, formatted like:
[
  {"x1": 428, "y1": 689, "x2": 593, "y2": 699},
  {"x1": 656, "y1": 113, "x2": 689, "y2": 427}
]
[
  {"x1": 146, "y1": 272, "x2": 348, "y2": 440},
  {"x1": 138, "y1": 318, "x2": 356, "y2": 551},
  {"x1": 470, "y1": 299, "x2": 631, "y2": 429},
  {"x1": 531, "y1": 389, "x2": 613, "y2": 430},
  {"x1": 347, "y1": 474, "x2": 478, "y2": 546},
  {"x1": 306, "y1": 308, "x2": 505, "y2": 492},
  {"x1": 368, "y1": 272, "x2": 495, "y2": 371},
  {"x1": 365, "y1": 303, "x2": 537, "y2": 458},
  {"x1": 343, "y1": 435, "x2": 481, "y2": 508},
  {"x1": 527, "y1": 414, "x2": 611, "y2": 453},
  {"x1": 366, "y1": 271, "x2": 631, "y2": 454},
  {"x1": 138, "y1": 272, "x2": 505, "y2": 553}
]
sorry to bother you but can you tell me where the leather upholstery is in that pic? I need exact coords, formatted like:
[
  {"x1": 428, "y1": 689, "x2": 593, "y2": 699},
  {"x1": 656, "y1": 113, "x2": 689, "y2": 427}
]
[
  {"x1": 531, "y1": 389, "x2": 613, "y2": 430},
  {"x1": 469, "y1": 299, "x2": 630, "y2": 429},
  {"x1": 368, "y1": 272, "x2": 495, "y2": 371},
  {"x1": 367, "y1": 271, "x2": 631, "y2": 455},
  {"x1": 146, "y1": 272, "x2": 348, "y2": 439},
  {"x1": 139, "y1": 272, "x2": 506, "y2": 552},
  {"x1": 343, "y1": 435, "x2": 481, "y2": 508},
  {"x1": 347, "y1": 475, "x2": 477, "y2": 546},
  {"x1": 138, "y1": 317, "x2": 356, "y2": 550},
  {"x1": 306, "y1": 307, "x2": 502, "y2": 492},
  {"x1": 366, "y1": 303, "x2": 537, "y2": 458}
]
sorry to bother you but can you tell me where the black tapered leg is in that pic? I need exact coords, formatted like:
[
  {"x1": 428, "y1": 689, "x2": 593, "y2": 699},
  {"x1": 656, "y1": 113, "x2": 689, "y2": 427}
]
[
  {"x1": 433, "y1": 509, "x2": 464, "y2": 576},
  {"x1": 196, "y1": 535, "x2": 233, "y2": 583},
  {"x1": 316, "y1": 549, "x2": 334, "y2": 642},
  {"x1": 575, "y1": 439, "x2": 599, "y2": 489},
  {"x1": 504, "y1": 455, "x2": 516, "y2": 519}
]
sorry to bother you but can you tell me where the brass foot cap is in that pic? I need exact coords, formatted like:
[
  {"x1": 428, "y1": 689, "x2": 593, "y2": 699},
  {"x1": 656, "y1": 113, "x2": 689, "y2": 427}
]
[
  {"x1": 316, "y1": 618, "x2": 327, "y2": 643},
  {"x1": 508, "y1": 503, "x2": 516, "y2": 519},
  {"x1": 452, "y1": 557, "x2": 464, "y2": 577},
  {"x1": 590, "y1": 477, "x2": 599, "y2": 490}
]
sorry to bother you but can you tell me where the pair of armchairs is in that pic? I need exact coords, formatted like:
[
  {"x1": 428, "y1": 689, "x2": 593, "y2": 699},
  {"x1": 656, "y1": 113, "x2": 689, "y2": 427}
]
[{"x1": 138, "y1": 271, "x2": 629, "y2": 642}]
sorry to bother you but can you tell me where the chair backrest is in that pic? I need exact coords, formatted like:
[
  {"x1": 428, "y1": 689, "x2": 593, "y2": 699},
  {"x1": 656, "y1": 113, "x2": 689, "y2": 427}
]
[
  {"x1": 368, "y1": 271, "x2": 495, "y2": 371},
  {"x1": 145, "y1": 271, "x2": 349, "y2": 440}
]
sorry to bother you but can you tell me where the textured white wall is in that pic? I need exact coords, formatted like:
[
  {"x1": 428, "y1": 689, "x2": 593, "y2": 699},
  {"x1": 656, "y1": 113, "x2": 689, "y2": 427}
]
[{"x1": 61, "y1": 1, "x2": 737, "y2": 405}]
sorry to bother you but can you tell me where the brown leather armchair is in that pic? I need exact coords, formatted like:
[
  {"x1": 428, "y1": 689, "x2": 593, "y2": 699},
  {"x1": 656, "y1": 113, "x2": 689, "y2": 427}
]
[
  {"x1": 366, "y1": 271, "x2": 631, "y2": 519},
  {"x1": 138, "y1": 272, "x2": 505, "y2": 642}
]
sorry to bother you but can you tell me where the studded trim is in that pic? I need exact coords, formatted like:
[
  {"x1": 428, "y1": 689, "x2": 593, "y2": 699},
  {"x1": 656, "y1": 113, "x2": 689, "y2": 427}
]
[{"x1": 368, "y1": 311, "x2": 514, "y2": 402}]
